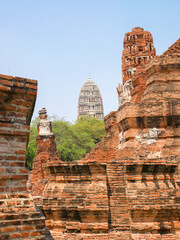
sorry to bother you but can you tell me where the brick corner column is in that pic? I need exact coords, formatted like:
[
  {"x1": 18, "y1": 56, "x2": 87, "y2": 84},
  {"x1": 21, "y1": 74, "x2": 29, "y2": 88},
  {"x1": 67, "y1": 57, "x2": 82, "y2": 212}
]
[{"x1": 0, "y1": 74, "x2": 46, "y2": 240}]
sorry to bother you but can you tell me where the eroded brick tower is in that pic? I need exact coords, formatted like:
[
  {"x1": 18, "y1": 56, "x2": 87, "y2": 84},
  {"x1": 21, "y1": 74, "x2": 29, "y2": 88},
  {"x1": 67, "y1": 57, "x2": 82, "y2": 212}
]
[
  {"x1": 122, "y1": 27, "x2": 156, "y2": 84},
  {"x1": 117, "y1": 27, "x2": 156, "y2": 107}
]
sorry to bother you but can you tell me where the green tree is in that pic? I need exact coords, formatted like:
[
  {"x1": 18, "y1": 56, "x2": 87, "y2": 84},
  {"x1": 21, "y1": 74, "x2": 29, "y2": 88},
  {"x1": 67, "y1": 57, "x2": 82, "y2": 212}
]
[
  {"x1": 51, "y1": 117, "x2": 78, "y2": 161},
  {"x1": 26, "y1": 116, "x2": 106, "y2": 165}
]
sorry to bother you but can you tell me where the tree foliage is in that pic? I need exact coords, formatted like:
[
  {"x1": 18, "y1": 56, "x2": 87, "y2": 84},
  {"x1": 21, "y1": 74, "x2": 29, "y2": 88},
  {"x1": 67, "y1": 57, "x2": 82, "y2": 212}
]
[{"x1": 26, "y1": 116, "x2": 106, "y2": 165}]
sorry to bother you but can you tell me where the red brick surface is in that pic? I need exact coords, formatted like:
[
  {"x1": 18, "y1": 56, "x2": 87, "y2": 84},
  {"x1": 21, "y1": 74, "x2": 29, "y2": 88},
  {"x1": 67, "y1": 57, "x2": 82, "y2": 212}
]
[
  {"x1": 28, "y1": 135, "x2": 60, "y2": 197},
  {"x1": 0, "y1": 75, "x2": 46, "y2": 239}
]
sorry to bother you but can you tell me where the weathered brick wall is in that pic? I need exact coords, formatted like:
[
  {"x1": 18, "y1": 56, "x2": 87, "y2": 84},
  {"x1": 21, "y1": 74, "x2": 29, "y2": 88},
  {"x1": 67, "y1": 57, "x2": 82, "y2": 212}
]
[
  {"x1": 0, "y1": 74, "x2": 45, "y2": 239},
  {"x1": 107, "y1": 163, "x2": 131, "y2": 240},
  {"x1": 116, "y1": 55, "x2": 180, "y2": 239},
  {"x1": 28, "y1": 135, "x2": 60, "y2": 197},
  {"x1": 42, "y1": 162, "x2": 109, "y2": 239},
  {"x1": 162, "y1": 38, "x2": 180, "y2": 56}
]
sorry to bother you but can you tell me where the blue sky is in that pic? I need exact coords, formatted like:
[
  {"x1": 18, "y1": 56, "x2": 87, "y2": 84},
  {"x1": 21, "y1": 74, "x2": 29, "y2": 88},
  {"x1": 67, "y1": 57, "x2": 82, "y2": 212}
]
[{"x1": 0, "y1": 0, "x2": 179, "y2": 122}]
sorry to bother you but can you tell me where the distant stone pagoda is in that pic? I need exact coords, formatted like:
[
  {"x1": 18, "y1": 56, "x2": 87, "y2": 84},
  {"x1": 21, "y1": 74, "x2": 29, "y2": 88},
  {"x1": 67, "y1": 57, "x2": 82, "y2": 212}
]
[{"x1": 77, "y1": 77, "x2": 104, "y2": 120}]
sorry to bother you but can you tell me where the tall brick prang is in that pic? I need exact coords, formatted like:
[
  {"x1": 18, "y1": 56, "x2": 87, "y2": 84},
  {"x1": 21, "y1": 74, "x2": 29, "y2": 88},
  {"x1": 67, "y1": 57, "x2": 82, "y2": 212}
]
[
  {"x1": 117, "y1": 27, "x2": 156, "y2": 107},
  {"x1": 0, "y1": 75, "x2": 45, "y2": 239},
  {"x1": 122, "y1": 27, "x2": 156, "y2": 84}
]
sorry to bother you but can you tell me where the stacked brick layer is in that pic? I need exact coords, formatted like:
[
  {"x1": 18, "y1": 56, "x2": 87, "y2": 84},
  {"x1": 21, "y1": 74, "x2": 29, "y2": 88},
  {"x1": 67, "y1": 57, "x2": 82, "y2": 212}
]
[
  {"x1": 0, "y1": 75, "x2": 45, "y2": 239},
  {"x1": 162, "y1": 38, "x2": 180, "y2": 56},
  {"x1": 42, "y1": 162, "x2": 109, "y2": 239},
  {"x1": 0, "y1": 193, "x2": 45, "y2": 240},
  {"x1": 29, "y1": 135, "x2": 60, "y2": 197}
]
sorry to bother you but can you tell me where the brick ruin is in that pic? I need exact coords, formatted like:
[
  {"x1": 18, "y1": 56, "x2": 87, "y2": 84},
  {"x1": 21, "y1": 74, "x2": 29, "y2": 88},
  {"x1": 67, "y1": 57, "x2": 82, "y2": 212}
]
[
  {"x1": 0, "y1": 75, "x2": 46, "y2": 239},
  {"x1": 121, "y1": 27, "x2": 156, "y2": 84},
  {"x1": 1, "y1": 27, "x2": 180, "y2": 240},
  {"x1": 27, "y1": 107, "x2": 60, "y2": 198}
]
